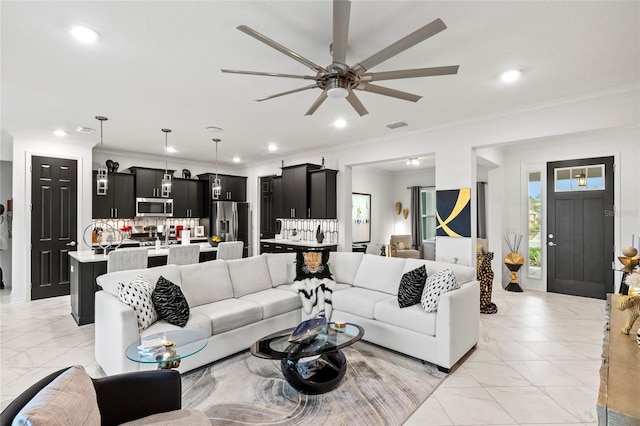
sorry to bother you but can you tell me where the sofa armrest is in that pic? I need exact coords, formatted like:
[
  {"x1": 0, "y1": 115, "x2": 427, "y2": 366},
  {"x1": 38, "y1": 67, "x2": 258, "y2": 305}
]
[
  {"x1": 93, "y1": 370, "x2": 181, "y2": 426},
  {"x1": 434, "y1": 280, "x2": 480, "y2": 369},
  {"x1": 94, "y1": 290, "x2": 140, "y2": 376}
]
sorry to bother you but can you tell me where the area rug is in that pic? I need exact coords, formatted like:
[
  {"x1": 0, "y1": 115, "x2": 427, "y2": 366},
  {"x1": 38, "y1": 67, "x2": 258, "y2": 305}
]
[{"x1": 182, "y1": 341, "x2": 446, "y2": 425}]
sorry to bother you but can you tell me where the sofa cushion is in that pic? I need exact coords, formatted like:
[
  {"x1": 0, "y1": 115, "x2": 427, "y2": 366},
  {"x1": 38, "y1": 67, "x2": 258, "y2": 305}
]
[
  {"x1": 121, "y1": 409, "x2": 210, "y2": 425},
  {"x1": 117, "y1": 275, "x2": 158, "y2": 332},
  {"x1": 295, "y1": 251, "x2": 332, "y2": 281},
  {"x1": 13, "y1": 366, "x2": 100, "y2": 426},
  {"x1": 152, "y1": 276, "x2": 190, "y2": 327},
  {"x1": 142, "y1": 310, "x2": 212, "y2": 338},
  {"x1": 240, "y1": 288, "x2": 301, "y2": 319},
  {"x1": 179, "y1": 260, "x2": 233, "y2": 307},
  {"x1": 352, "y1": 254, "x2": 406, "y2": 295},
  {"x1": 328, "y1": 252, "x2": 363, "y2": 285},
  {"x1": 264, "y1": 253, "x2": 296, "y2": 286},
  {"x1": 374, "y1": 297, "x2": 437, "y2": 336},
  {"x1": 191, "y1": 299, "x2": 263, "y2": 335},
  {"x1": 332, "y1": 287, "x2": 391, "y2": 319},
  {"x1": 97, "y1": 264, "x2": 181, "y2": 297},
  {"x1": 421, "y1": 268, "x2": 460, "y2": 313},
  {"x1": 226, "y1": 256, "x2": 273, "y2": 298},
  {"x1": 397, "y1": 265, "x2": 427, "y2": 308}
]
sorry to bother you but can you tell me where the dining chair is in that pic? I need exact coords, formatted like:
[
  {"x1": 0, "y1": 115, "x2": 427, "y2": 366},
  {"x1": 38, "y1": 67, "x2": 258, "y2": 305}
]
[
  {"x1": 107, "y1": 247, "x2": 149, "y2": 273},
  {"x1": 167, "y1": 244, "x2": 200, "y2": 265},
  {"x1": 216, "y1": 241, "x2": 244, "y2": 260}
]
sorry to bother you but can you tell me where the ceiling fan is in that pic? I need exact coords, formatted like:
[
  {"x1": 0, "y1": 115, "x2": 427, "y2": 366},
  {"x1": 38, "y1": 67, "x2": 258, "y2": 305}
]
[{"x1": 221, "y1": 0, "x2": 459, "y2": 116}]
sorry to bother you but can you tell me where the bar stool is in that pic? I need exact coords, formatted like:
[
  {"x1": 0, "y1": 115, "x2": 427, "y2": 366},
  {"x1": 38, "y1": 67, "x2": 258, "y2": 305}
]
[
  {"x1": 167, "y1": 245, "x2": 200, "y2": 266},
  {"x1": 107, "y1": 247, "x2": 149, "y2": 273},
  {"x1": 217, "y1": 241, "x2": 243, "y2": 260}
]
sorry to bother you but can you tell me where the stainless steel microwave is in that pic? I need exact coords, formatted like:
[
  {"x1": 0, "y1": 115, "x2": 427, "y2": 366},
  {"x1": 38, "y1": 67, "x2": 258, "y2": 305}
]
[{"x1": 136, "y1": 197, "x2": 173, "y2": 217}]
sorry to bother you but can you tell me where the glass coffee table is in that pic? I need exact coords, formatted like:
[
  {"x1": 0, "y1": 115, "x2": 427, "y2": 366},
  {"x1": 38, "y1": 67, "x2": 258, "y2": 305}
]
[
  {"x1": 251, "y1": 322, "x2": 364, "y2": 393},
  {"x1": 125, "y1": 330, "x2": 208, "y2": 370}
]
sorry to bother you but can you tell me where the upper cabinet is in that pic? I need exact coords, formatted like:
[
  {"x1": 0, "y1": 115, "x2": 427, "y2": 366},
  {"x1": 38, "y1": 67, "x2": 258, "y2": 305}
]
[
  {"x1": 197, "y1": 173, "x2": 247, "y2": 202},
  {"x1": 310, "y1": 169, "x2": 338, "y2": 219},
  {"x1": 172, "y1": 178, "x2": 205, "y2": 218},
  {"x1": 92, "y1": 172, "x2": 135, "y2": 219},
  {"x1": 280, "y1": 164, "x2": 321, "y2": 219},
  {"x1": 129, "y1": 167, "x2": 175, "y2": 198}
]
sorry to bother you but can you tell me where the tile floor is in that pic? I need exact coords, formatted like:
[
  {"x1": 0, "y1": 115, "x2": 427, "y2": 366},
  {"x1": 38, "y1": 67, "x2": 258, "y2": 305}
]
[{"x1": 0, "y1": 287, "x2": 605, "y2": 425}]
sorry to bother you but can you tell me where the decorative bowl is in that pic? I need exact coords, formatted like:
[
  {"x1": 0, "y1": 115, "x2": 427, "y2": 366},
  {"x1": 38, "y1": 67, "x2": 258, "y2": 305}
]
[{"x1": 288, "y1": 317, "x2": 327, "y2": 344}]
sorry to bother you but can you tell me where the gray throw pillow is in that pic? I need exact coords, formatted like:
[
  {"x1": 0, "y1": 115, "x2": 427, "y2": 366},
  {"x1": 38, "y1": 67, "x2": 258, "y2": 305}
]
[
  {"x1": 152, "y1": 276, "x2": 190, "y2": 327},
  {"x1": 397, "y1": 265, "x2": 427, "y2": 308}
]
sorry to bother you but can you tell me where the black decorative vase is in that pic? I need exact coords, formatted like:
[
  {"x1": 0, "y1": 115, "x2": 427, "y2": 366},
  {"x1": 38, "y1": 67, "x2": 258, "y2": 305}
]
[{"x1": 316, "y1": 225, "x2": 324, "y2": 243}]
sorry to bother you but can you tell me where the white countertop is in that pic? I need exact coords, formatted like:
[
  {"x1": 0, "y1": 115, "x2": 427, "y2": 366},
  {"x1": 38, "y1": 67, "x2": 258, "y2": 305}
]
[
  {"x1": 260, "y1": 238, "x2": 337, "y2": 248},
  {"x1": 69, "y1": 242, "x2": 216, "y2": 263}
]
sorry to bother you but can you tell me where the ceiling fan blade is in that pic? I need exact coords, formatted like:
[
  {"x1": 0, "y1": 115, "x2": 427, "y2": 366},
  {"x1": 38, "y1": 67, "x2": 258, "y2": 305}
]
[
  {"x1": 361, "y1": 65, "x2": 459, "y2": 82},
  {"x1": 353, "y1": 18, "x2": 447, "y2": 74},
  {"x1": 332, "y1": 0, "x2": 351, "y2": 66},
  {"x1": 238, "y1": 25, "x2": 325, "y2": 73},
  {"x1": 221, "y1": 69, "x2": 316, "y2": 80},
  {"x1": 356, "y1": 83, "x2": 422, "y2": 102},
  {"x1": 305, "y1": 90, "x2": 328, "y2": 116},
  {"x1": 346, "y1": 91, "x2": 369, "y2": 116},
  {"x1": 256, "y1": 84, "x2": 318, "y2": 102}
]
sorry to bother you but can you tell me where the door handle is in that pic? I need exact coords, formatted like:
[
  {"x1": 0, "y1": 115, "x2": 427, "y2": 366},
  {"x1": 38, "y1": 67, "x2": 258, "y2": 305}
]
[
  {"x1": 66, "y1": 241, "x2": 77, "y2": 247},
  {"x1": 548, "y1": 242, "x2": 557, "y2": 247}
]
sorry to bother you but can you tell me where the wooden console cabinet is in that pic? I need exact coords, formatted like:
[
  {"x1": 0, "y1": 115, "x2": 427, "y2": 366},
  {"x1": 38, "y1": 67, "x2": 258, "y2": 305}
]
[{"x1": 597, "y1": 294, "x2": 640, "y2": 425}]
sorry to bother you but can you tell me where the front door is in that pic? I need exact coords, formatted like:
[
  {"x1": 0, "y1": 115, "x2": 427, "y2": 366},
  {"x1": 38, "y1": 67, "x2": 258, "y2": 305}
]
[
  {"x1": 546, "y1": 156, "x2": 614, "y2": 299},
  {"x1": 31, "y1": 156, "x2": 77, "y2": 300}
]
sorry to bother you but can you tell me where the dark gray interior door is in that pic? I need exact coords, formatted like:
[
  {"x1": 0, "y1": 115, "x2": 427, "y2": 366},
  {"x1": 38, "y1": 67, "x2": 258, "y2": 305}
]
[
  {"x1": 31, "y1": 156, "x2": 77, "y2": 300},
  {"x1": 547, "y1": 156, "x2": 614, "y2": 299}
]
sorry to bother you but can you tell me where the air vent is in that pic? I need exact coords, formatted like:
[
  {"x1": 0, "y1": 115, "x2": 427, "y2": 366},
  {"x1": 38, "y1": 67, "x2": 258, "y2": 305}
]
[
  {"x1": 385, "y1": 121, "x2": 408, "y2": 130},
  {"x1": 76, "y1": 126, "x2": 94, "y2": 134}
]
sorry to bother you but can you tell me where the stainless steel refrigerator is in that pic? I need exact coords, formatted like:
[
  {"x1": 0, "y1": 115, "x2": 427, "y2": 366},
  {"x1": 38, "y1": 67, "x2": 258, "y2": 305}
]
[{"x1": 209, "y1": 201, "x2": 250, "y2": 258}]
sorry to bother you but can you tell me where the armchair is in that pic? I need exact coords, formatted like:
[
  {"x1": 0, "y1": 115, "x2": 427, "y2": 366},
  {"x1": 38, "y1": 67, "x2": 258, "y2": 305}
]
[
  {"x1": 389, "y1": 234, "x2": 421, "y2": 259},
  {"x1": 0, "y1": 366, "x2": 209, "y2": 426}
]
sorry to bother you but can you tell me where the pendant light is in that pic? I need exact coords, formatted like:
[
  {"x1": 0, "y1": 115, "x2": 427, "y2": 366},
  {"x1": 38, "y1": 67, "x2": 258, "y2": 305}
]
[
  {"x1": 212, "y1": 138, "x2": 222, "y2": 199},
  {"x1": 161, "y1": 128, "x2": 172, "y2": 197},
  {"x1": 95, "y1": 116, "x2": 108, "y2": 195}
]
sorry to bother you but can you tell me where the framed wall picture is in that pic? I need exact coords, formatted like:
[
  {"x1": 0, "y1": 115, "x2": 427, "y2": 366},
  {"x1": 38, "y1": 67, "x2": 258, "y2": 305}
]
[
  {"x1": 436, "y1": 188, "x2": 471, "y2": 237},
  {"x1": 352, "y1": 193, "x2": 371, "y2": 243}
]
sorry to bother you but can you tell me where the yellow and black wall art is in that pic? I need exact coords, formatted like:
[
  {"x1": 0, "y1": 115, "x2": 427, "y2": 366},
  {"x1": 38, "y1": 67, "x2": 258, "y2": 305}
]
[{"x1": 436, "y1": 188, "x2": 471, "y2": 238}]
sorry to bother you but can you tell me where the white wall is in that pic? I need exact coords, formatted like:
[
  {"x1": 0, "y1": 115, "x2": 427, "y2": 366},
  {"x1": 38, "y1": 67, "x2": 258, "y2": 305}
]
[
  {"x1": 501, "y1": 126, "x2": 640, "y2": 292},
  {"x1": 0, "y1": 161, "x2": 12, "y2": 287},
  {"x1": 351, "y1": 166, "x2": 396, "y2": 249},
  {"x1": 11, "y1": 138, "x2": 95, "y2": 303}
]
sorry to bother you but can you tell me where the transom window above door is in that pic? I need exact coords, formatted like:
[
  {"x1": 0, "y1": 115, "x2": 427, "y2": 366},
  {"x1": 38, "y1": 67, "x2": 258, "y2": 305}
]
[{"x1": 554, "y1": 164, "x2": 605, "y2": 192}]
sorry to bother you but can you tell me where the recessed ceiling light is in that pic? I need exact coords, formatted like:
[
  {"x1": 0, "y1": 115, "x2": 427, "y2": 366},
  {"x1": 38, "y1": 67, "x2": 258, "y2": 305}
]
[
  {"x1": 406, "y1": 158, "x2": 420, "y2": 166},
  {"x1": 500, "y1": 69, "x2": 521, "y2": 83},
  {"x1": 53, "y1": 130, "x2": 67, "y2": 137},
  {"x1": 268, "y1": 144, "x2": 278, "y2": 152},
  {"x1": 233, "y1": 157, "x2": 241, "y2": 163},
  {"x1": 206, "y1": 126, "x2": 223, "y2": 133},
  {"x1": 69, "y1": 25, "x2": 99, "y2": 44},
  {"x1": 166, "y1": 147, "x2": 177, "y2": 153},
  {"x1": 334, "y1": 119, "x2": 347, "y2": 128}
]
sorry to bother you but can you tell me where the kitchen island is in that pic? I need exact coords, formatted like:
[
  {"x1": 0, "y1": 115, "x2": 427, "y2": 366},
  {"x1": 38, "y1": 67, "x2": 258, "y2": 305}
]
[
  {"x1": 69, "y1": 243, "x2": 217, "y2": 325},
  {"x1": 259, "y1": 238, "x2": 337, "y2": 254}
]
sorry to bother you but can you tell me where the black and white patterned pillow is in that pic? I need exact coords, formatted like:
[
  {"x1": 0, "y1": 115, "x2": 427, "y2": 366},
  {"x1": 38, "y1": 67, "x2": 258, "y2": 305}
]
[
  {"x1": 117, "y1": 275, "x2": 158, "y2": 332},
  {"x1": 397, "y1": 265, "x2": 427, "y2": 308},
  {"x1": 152, "y1": 276, "x2": 190, "y2": 327},
  {"x1": 421, "y1": 268, "x2": 460, "y2": 313}
]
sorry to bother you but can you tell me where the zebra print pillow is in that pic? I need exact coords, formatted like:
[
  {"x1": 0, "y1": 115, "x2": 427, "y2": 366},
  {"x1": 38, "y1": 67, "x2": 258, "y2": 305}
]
[
  {"x1": 152, "y1": 276, "x2": 190, "y2": 327},
  {"x1": 397, "y1": 265, "x2": 428, "y2": 308}
]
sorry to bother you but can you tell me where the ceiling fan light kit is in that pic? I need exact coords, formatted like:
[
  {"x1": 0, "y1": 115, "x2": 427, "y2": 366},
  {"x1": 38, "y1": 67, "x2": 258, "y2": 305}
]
[{"x1": 221, "y1": 0, "x2": 459, "y2": 116}]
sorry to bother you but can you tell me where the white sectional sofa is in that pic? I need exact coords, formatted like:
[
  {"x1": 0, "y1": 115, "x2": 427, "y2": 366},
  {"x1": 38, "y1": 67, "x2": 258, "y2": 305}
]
[{"x1": 94, "y1": 252, "x2": 479, "y2": 376}]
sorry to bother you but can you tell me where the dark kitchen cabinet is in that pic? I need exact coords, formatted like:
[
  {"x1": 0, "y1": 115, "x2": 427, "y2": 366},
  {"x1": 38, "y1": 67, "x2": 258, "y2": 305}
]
[
  {"x1": 129, "y1": 167, "x2": 175, "y2": 198},
  {"x1": 281, "y1": 164, "x2": 321, "y2": 219},
  {"x1": 260, "y1": 241, "x2": 337, "y2": 254},
  {"x1": 92, "y1": 171, "x2": 135, "y2": 219},
  {"x1": 310, "y1": 169, "x2": 338, "y2": 219},
  {"x1": 272, "y1": 176, "x2": 283, "y2": 220},
  {"x1": 172, "y1": 178, "x2": 205, "y2": 218},
  {"x1": 197, "y1": 173, "x2": 247, "y2": 212}
]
